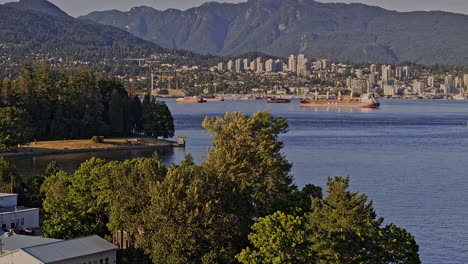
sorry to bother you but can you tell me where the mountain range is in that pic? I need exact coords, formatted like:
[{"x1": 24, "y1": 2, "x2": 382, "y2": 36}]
[
  {"x1": 0, "y1": 0, "x2": 163, "y2": 64},
  {"x1": 81, "y1": 0, "x2": 468, "y2": 65}
]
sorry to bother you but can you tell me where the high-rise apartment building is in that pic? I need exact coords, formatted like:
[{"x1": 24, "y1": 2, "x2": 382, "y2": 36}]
[
  {"x1": 427, "y1": 76, "x2": 435, "y2": 87},
  {"x1": 235, "y1": 59, "x2": 243, "y2": 72},
  {"x1": 227, "y1": 60, "x2": 234, "y2": 71},
  {"x1": 243, "y1": 58, "x2": 250, "y2": 71},
  {"x1": 445, "y1": 75, "x2": 455, "y2": 87},
  {"x1": 265, "y1": 59, "x2": 274, "y2": 72},
  {"x1": 288, "y1": 55, "x2": 297, "y2": 72},
  {"x1": 382, "y1": 65, "x2": 392, "y2": 84},
  {"x1": 256, "y1": 57, "x2": 263, "y2": 73}
]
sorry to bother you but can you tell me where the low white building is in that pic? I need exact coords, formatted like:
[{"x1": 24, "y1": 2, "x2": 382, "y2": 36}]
[
  {"x1": 0, "y1": 194, "x2": 39, "y2": 230},
  {"x1": 0, "y1": 235, "x2": 118, "y2": 264}
]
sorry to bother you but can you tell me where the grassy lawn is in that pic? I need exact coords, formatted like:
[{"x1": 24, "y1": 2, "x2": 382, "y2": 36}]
[{"x1": 16, "y1": 138, "x2": 169, "y2": 153}]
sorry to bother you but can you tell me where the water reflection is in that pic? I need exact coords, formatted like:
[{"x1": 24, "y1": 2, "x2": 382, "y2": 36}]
[{"x1": 6, "y1": 146, "x2": 187, "y2": 178}]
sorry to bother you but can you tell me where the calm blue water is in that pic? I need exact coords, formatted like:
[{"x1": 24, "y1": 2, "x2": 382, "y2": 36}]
[{"x1": 7, "y1": 99, "x2": 468, "y2": 263}]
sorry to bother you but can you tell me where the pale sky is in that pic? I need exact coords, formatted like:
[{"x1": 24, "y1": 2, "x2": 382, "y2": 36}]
[{"x1": 1, "y1": 0, "x2": 467, "y2": 17}]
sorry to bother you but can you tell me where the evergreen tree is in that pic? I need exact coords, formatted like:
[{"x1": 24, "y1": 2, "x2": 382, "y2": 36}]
[{"x1": 0, "y1": 107, "x2": 33, "y2": 151}]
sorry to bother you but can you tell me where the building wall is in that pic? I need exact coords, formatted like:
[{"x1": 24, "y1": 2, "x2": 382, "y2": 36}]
[
  {"x1": 0, "y1": 209, "x2": 40, "y2": 229},
  {"x1": 0, "y1": 250, "x2": 43, "y2": 264},
  {"x1": 0, "y1": 195, "x2": 18, "y2": 208},
  {"x1": 50, "y1": 250, "x2": 117, "y2": 264}
]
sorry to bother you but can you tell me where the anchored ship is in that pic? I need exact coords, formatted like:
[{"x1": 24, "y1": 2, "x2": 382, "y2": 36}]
[
  {"x1": 175, "y1": 97, "x2": 207, "y2": 103},
  {"x1": 300, "y1": 92, "x2": 380, "y2": 108},
  {"x1": 267, "y1": 97, "x2": 291, "y2": 103}
]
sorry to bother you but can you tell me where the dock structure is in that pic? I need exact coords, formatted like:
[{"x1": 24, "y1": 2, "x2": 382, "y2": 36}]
[{"x1": 178, "y1": 136, "x2": 186, "y2": 147}]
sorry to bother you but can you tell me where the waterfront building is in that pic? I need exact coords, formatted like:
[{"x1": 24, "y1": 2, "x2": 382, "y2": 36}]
[
  {"x1": 464, "y1": 74, "x2": 468, "y2": 89},
  {"x1": 384, "y1": 84, "x2": 395, "y2": 96},
  {"x1": 413, "y1": 80, "x2": 427, "y2": 95},
  {"x1": 0, "y1": 193, "x2": 39, "y2": 230},
  {"x1": 445, "y1": 75, "x2": 455, "y2": 88},
  {"x1": 427, "y1": 76, "x2": 435, "y2": 87},
  {"x1": 455, "y1": 76, "x2": 462, "y2": 88},
  {"x1": 370, "y1": 64, "x2": 377, "y2": 74},
  {"x1": 351, "y1": 79, "x2": 368, "y2": 94}
]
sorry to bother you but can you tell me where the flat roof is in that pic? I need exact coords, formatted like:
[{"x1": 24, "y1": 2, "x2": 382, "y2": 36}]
[
  {"x1": 21, "y1": 235, "x2": 118, "y2": 263},
  {"x1": 0, "y1": 193, "x2": 18, "y2": 198},
  {"x1": 0, "y1": 233, "x2": 61, "y2": 253},
  {"x1": 0, "y1": 206, "x2": 38, "y2": 214}
]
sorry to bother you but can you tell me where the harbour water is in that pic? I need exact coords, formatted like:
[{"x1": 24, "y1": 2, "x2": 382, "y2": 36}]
[{"x1": 7, "y1": 99, "x2": 468, "y2": 263}]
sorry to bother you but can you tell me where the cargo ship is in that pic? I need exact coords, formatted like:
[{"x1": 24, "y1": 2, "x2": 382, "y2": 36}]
[
  {"x1": 175, "y1": 97, "x2": 207, "y2": 103},
  {"x1": 202, "y1": 96, "x2": 225, "y2": 102},
  {"x1": 300, "y1": 92, "x2": 380, "y2": 108},
  {"x1": 267, "y1": 97, "x2": 291, "y2": 103}
]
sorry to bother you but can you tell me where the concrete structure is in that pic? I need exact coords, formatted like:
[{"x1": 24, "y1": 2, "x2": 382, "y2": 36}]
[
  {"x1": 288, "y1": 55, "x2": 296, "y2": 72},
  {"x1": 226, "y1": 60, "x2": 234, "y2": 71},
  {"x1": 255, "y1": 57, "x2": 263, "y2": 73},
  {"x1": 445, "y1": 75, "x2": 455, "y2": 87},
  {"x1": 0, "y1": 235, "x2": 118, "y2": 264},
  {"x1": 382, "y1": 65, "x2": 392, "y2": 84},
  {"x1": 464, "y1": 74, "x2": 468, "y2": 89},
  {"x1": 413, "y1": 80, "x2": 427, "y2": 95},
  {"x1": 427, "y1": 76, "x2": 435, "y2": 87},
  {"x1": 384, "y1": 85, "x2": 395, "y2": 96},
  {"x1": 243, "y1": 58, "x2": 250, "y2": 71},
  {"x1": 370, "y1": 64, "x2": 377, "y2": 74},
  {"x1": 217, "y1": 62, "x2": 224, "y2": 71},
  {"x1": 235, "y1": 59, "x2": 243, "y2": 72},
  {"x1": 265, "y1": 59, "x2": 274, "y2": 72},
  {"x1": 0, "y1": 194, "x2": 39, "y2": 230}
]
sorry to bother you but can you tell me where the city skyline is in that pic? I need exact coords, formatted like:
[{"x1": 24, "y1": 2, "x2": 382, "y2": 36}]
[{"x1": 0, "y1": 0, "x2": 468, "y2": 17}]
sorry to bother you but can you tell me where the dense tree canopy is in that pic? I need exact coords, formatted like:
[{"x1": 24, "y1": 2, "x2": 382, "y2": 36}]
[
  {"x1": 0, "y1": 63, "x2": 174, "y2": 145},
  {"x1": 0, "y1": 107, "x2": 33, "y2": 151},
  {"x1": 237, "y1": 177, "x2": 421, "y2": 264},
  {"x1": 38, "y1": 112, "x2": 420, "y2": 264}
]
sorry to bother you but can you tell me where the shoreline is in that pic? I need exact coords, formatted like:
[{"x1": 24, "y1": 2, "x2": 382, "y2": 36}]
[{"x1": 0, "y1": 139, "x2": 180, "y2": 158}]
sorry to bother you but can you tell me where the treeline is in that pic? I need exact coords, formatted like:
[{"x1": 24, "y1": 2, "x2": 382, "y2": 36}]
[
  {"x1": 0, "y1": 63, "x2": 174, "y2": 148},
  {"x1": 17, "y1": 112, "x2": 421, "y2": 264}
]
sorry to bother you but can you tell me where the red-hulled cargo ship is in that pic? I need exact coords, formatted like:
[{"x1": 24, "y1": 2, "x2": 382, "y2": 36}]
[{"x1": 300, "y1": 93, "x2": 380, "y2": 108}]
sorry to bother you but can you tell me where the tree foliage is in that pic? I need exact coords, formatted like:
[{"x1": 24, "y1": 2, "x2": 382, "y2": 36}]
[
  {"x1": 0, "y1": 107, "x2": 33, "y2": 151},
  {"x1": 238, "y1": 177, "x2": 421, "y2": 264},
  {"x1": 0, "y1": 63, "x2": 174, "y2": 144}
]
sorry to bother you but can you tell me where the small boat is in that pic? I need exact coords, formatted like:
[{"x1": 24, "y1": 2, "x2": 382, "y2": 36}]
[
  {"x1": 175, "y1": 97, "x2": 207, "y2": 103},
  {"x1": 267, "y1": 97, "x2": 291, "y2": 103},
  {"x1": 300, "y1": 92, "x2": 380, "y2": 108}
]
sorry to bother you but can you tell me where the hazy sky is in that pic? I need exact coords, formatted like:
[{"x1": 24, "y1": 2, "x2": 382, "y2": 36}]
[{"x1": 1, "y1": 0, "x2": 468, "y2": 17}]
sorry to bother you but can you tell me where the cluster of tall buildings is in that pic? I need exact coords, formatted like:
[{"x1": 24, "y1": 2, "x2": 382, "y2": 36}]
[
  {"x1": 218, "y1": 57, "x2": 284, "y2": 73},
  {"x1": 217, "y1": 54, "x2": 330, "y2": 75}
]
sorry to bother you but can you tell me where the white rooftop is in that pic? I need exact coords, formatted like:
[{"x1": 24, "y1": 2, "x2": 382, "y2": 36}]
[{"x1": 0, "y1": 193, "x2": 17, "y2": 198}]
